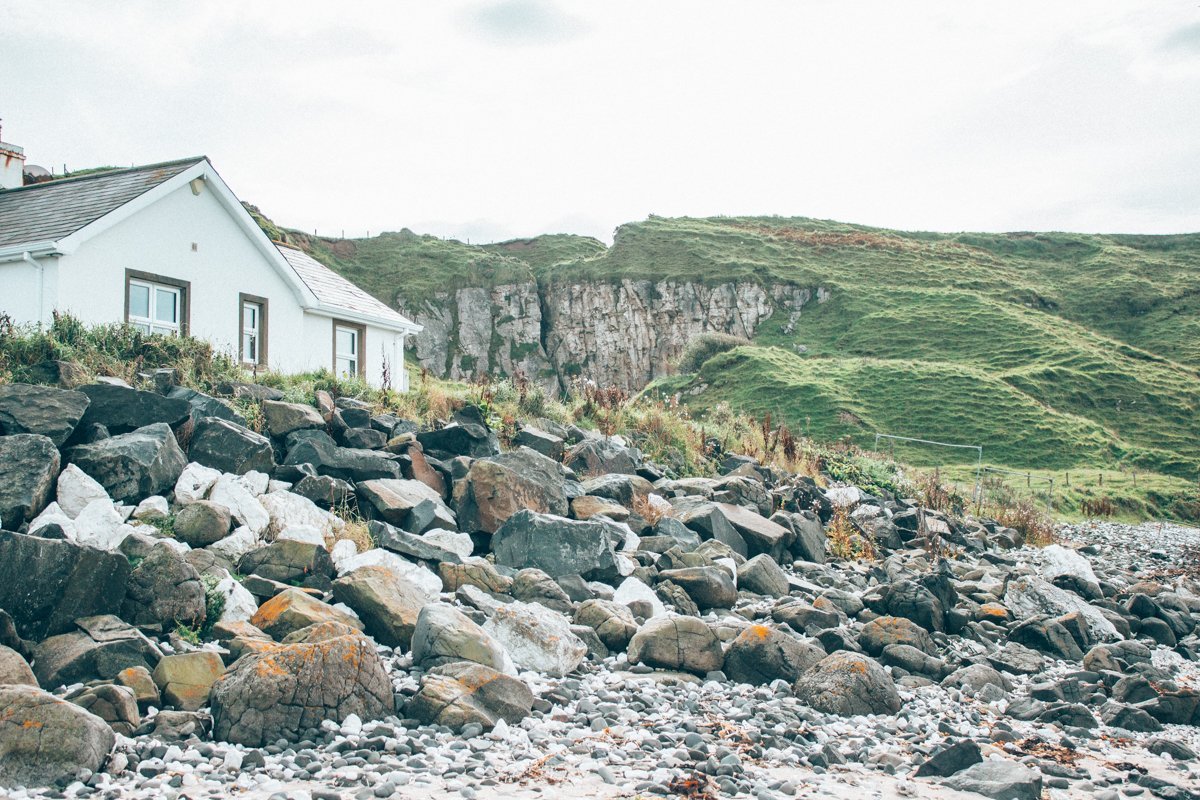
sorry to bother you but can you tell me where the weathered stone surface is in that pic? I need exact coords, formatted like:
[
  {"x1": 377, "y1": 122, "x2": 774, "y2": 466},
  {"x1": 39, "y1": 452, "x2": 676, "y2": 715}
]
[
  {"x1": 410, "y1": 603, "x2": 513, "y2": 672},
  {"x1": 250, "y1": 589, "x2": 363, "y2": 641},
  {"x1": 0, "y1": 383, "x2": 89, "y2": 446},
  {"x1": 66, "y1": 683, "x2": 140, "y2": 735},
  {"x1": 738, "y1": 554, "x2": 790, "y2": 596},
  {"x1": 564, "y1": 437, "x2": 641, "y2": 476},
  {"x1": 943, "y1": 760, "x2": 1043, "y2": 800},
  {"x1": 408, "y1": 661, "x2": 533, "y2": 732},
  {"x1": 0, "y1": 644, "x2": 37, "y2": 686},
  {"x1": 438, "y1": 558, "x2": 514, "y2": 594},
  {"x1": 858, "y1": 615, "x2": 937, "y2": 656},
  {"x1": 152, "y1": 651, "x2": 225, "y2": 711},
  {"x1": 453, "y1": 448, "x2": 570, "y2": 534},
  {"x1": 627, "y1": 615, "x2": 724, "y2": 675},
  {"x1": 491, "y1": 509, "x2": 622, "y2": 580},
  {"x1": 369, "y1": 520, "x2": 464, "y2": 564},
  {"x1": 210, "y1": 631, "x2": 391, "y2": 746},
  {"x1": 0, "y1": 532, "x2": 131, "y2": 640},
  {"x1": 262, "y1": 400, "x2": 326, "y2": 438},
  {"x1": 672, "y1": 501, "x2": 748, "y2": 558},
  {"x1": 284, "y1": 432, "x2": 403, "y2": 482},
  {"x1": 238, "y1": 540, "x2": 335, "y2": 591},
  {"x1": 31, "y1": 615, "x2": 162, "y2": 689},
  {"x1": 574, "y1": 599, "x2": 639, "y2": 650},
  {"x1": 0, "y1": 685, "x2": 115, "y2": 789},
  {"x1": 714, "y1": 502, "x2": 790, "y2": 559},
  {"x1": 793, "y1": 652, "x2": 901, "y2": 716},
  {"x1": 570, "y1": 494, "x2": 629, "y2": 521},
  {"x1": 68, "y1": 423, "x2": 187, "y2": 504},
  {"x1": 115, "y1": 665, "x2": 161, "y2": 710},
  {"x1": 483, "y1": 601, "x2": 587, "y2": 677},
  {"x1": 78, "y1": 382, "x2": 190, "y2": 434},
  {"x1": 189, "y1": 416, "x2": 275, "y2": 475},
  {"x1": 173, "y1": 499, "x2": 232, "y2": 547},
  {"x1": 785, "y1": 510, "x2": 827, "y2": 563},
  {"x1": 1003, "y1": 575, "x2": 1119, "y2": 643},
  {"x1": 331, "y1": 565, "x2": 431, "y2": 649},
  {"x1": 657, "y1": 566, "x2": 738, "y2": 609},
  {"x1": 724, "y1": 624, "x2": 826, "y2": 686},
  {"x1": 121, "y1": 542, "x2": 206, "y2": 629},
  {"x1": 167, "y1": 386, "x2": 246, "y2": 427},
  {"x1": 513, "y1": 426, "x2": 564, "y2": 461},
  {"x1": 359, "y1": 478, "x2": 457, "y2": 533},
  {"x1": 0, "y1": 433, "x2": 59, "y2": 528},
  {"x1": 580, "y1": 474, "x2": 654, "y2": 508}
]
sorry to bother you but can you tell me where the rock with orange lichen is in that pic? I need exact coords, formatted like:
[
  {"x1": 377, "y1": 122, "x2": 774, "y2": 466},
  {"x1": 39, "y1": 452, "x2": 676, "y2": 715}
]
[
  {"x1": 0, "y1": 684, "x2": 115, "y2": 788},
  {"x1": 627, "y1": 614, "x2": 724, "y2": 675},
  {"x1": 857, "y1": 615, "x2": 937, "y2": 657},
  {"x1": 723, "y1": 624, "x2": 825, "y2": 686},
  {"x1": 793, "y1": 651, "x2": 900, "y2": 716},
  {"x1": 209, "y1": 630, "x2": 391, "y2": 746},
  {"x1": 250, "y1": 588, "x2": 362, "y2": 641},
  {"x1": 407, "y1": 661, "x2": 533, "y2": 732}
]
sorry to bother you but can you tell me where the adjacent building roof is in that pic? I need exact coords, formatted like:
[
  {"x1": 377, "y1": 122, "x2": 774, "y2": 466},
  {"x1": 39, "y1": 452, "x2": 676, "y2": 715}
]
[
  {"x1": 277, "y1": 245, "x2": 416, "y2": 329},
  {"x1": 0, "y1": 157, "x2": 202, "y2": 248}
]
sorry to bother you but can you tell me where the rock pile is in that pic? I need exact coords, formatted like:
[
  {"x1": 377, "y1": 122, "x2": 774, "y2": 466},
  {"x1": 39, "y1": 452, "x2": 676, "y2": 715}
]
[{"x1": 0, "y1": 376, "x2": 1198, "y2": 798}]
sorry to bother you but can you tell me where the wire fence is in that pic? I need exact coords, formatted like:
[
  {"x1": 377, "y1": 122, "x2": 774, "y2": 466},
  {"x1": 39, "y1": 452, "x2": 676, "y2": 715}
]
[
  {"x1": 873, "y1": 433, "x2": 983, "y2": 500},
  {"x1": 976, "y1": 465, "x2": 1056, "y2": 515}
]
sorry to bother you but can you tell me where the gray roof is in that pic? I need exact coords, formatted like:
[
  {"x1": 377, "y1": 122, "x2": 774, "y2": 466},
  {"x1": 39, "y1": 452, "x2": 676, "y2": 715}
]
[
  {"x1": 277, "y1": 245, "x2": 416, "y2": 328},
  {"x1": 0, "y1": 157, "x2": 202, "y2": 248}
]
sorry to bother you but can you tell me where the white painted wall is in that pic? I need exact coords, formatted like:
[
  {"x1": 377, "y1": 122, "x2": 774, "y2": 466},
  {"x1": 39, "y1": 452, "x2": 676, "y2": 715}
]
[
  {"x1": 0, "y1": 147, "x2": 25, "y2": 190},
  {"x1": 0, "y1": 256, "x2": 57, "y2": 325}
]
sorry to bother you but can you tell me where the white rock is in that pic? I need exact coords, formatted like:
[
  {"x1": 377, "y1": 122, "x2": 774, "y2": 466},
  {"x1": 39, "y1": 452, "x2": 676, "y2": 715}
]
[
  {"x1": 1040, "y1": 544, "x2": 1102, "y2": 595},
  {"x1": 1004, "y1": 575, "x2": 1119, "y2": 642},
  {"x1": 237, "y1": 470, "x2": 271, "y2": 496},
  {"x1": 215, "y1": 577, "x2": 258, "y2": 624},
  {"x1": 132, "y1": 496, "x2": 170, "y2": 521},
  {"x1": 74, "y1": 499, "x2": 134, "y2": 551},
  {"x1": 260, "y1": 490, "x2": 341, "y2": 541},
  {"x1": 482, "y1": 601, "x2": 587, "y2": 678},
  {"x1": 28, "y1": 502, "x2": 77, "y2": 539},
  {"x1": 275, "y1": 525, "x2": 326, "y2": 546},
  {"x1": 57, "y1": 464, "x2": 111, "y2": 518},
  {"x1": 209, "y1": 475, "x2": 270, "y2": 535},
  {"x1": 174, "y1": 463, "x2": 222, "y2": 505},
  {"x1": 209, "y1": 525, "x2": 260, "y2": 563},
  {"x1": 614, "y1": 576, "x2": 667, "y2": 618},
  {"x1": 266, "y1": 479, "x2": 292, "y2": 493},
  {"x1": 159, "y1": 538, "x2": 191, "y2": 555},
  {"x1": 336, "y1": 548, "x2": 441, "y2": 598},
  {"x1": 824, "y1": 485, "x2": 862, "y2": 508},
  {"x1": 222, "y1": 750, "x2": 244, "y2": 771},
  {"x1": 422, "y1": 530, "x2": 473, "y2": 560},
  {"x1": 341, "y1": 713, "x2": 363, "y2": 736},
  {"x1": 329, "y1": 538, "x2": 359, "y2": 566}
]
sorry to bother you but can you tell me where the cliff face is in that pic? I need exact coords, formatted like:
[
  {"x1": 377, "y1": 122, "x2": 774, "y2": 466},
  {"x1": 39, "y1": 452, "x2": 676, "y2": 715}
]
[{"x1": 399, "y1": 279, "x2": 826, "y2": 392}]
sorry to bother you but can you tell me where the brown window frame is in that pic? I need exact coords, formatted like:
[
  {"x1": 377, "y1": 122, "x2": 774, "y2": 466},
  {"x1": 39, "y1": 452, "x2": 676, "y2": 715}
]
[
  {"x1": 238, "y1": 293, "x2": 269, "y2": 367},
  {"x1": 332, "y1": 319, "x2": 367, "y2": 379},
  {"x1": 124, "y1": 269, "x2": 191, "y2": 336}
]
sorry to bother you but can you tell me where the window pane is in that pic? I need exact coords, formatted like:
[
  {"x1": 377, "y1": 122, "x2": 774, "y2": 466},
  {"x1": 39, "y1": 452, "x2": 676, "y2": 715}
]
[
  {"x1": 133, "y1": 321, "x2": 151, "y2": 334},
  {"x1": 155, "y1": 288, "x2": 178, "y2": 323},
  {"x1": 243, "y1": 332, "x2": 257, "y2": 362},
  {"x1": 151, "y1": 324, "x2": 175, "y2": 336},
  {"x1": 129, "y1": 284, "x2": 150, "y2": 318},
  {"x1": 335, "y1": 356, "x2": 356, "y2": 376},
  {"x1": 336, "y1": 328, "x2": 355, "y2": 356},
  {"x1": 243, "y1": 303, "x2": 258, "y2": 331}
]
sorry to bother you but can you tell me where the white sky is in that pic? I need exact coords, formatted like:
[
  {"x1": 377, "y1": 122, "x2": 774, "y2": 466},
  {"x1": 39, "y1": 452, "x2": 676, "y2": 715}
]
[{"x1": 2, "y1": 1, "x2": 1198, "y2": 243}]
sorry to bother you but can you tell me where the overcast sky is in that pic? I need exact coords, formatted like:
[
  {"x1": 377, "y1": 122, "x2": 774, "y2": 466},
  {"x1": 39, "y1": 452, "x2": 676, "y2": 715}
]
[{"x1": 3, "y1": 1, "x2": 1198, "y2": 243}]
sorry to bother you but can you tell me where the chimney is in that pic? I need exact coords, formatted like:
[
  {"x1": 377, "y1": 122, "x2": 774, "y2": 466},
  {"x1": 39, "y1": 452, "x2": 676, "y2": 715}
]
[{"x1": 0, "y1": 120, "x2": 27, "y2": 190}]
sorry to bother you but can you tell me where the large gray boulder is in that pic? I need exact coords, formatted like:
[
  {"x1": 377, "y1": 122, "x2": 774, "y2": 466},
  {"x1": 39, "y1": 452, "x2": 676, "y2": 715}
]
[
  {"x1": 261, "y1": 400, "x2": 325, "y2": 439},
  {"x1": 943, "y1": 760, "x2": 1043, "y2": 800},
  {"x1": 284, "y1": 431, "x2": 403, "y2": 482},
  {"x1": 0, "y1": 644, "x2": 37, "y2": 686},
  {"x1": 574, "y1": 599, "x2": 639, "y2": 650},
  {"x1": 32, "y1": 615, "x2": 162, "y2": 689},
  {"x1": 793, "y1": 652, "x2": 901, "y2": 716},
  {"x1": 0, "y1": 433, "x2": 59, "y2": 528},
  {"x1": 120, "y1": 542, "x2": 206, "y2": 630},
  {"x1": 0, "y1": 383, "x2": 90, "y2": 446},
  {"x1": 724, "y1": 624, "x2": 826, "y2": 686},
  {"x1": 408, "y1": 662, "x2": 533, "y2": 732},
  {"x1": 453, "y1": 447, "x2": 570, "y2": 534},
  {"x1": 657, "y1": 567, "x2": 738, "y2": 609},
  {"x1": 173, "y1": 500, "x2": 232, "y2": 547},
  {"x1": 564, "y1": 437, "x2": 641, "y2": 476},
  {"x1": 627, "y1": 615, "x2": 724, "y2": 675},
  {"x1": 491, "y1": 509, "x2": 622, "y2": 581},
  {"x1": 331, "y1": 565, "x2": 432, "y2": 649},
  {"x1": 0, "y1": 685, "x2": 115, "y2": 789},
  {"x1": 188, "y1": 416, "x2": 275, "y2": 475},
  {"x1": 483, "y1": 601, "x2": 586, "y2": 677},
  {"x1": 738, "y1": 554, "x2": 790, "y2": 597},
  {"x1": 410, "y1": 603, "x2": 512, "y2": 671},
  {"x1": 359, "y1": 478, "x2": 457, "y2": 533},
  {"x1": 78, "y1": 382, "x2": 190, "y2": 434},
  {"x1": 210, "y1": 630, "x2": 391, "y2": 746},
  {"x1": 68, "y1": 423, "x2": 187, "y2": 504},
  {"x1": 0, "y1": 532, "x2": 131, "y2": 640},
  {"x1": 416, "y1": 407, "x2": 499, "y2": 459}
]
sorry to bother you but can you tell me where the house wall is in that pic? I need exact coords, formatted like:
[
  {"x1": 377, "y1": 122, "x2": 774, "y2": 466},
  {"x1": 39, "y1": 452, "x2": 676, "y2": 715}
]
[
  {"x1": 0, "y1": 255, "x2": 57, "y2": 326},
  {"x1": 301, "y1": 314, "x2": 410, "y2": 390}
]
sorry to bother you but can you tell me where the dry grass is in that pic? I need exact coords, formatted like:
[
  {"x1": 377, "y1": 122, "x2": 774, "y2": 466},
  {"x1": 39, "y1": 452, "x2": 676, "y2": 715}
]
[{"x1": 826, "y1": 504, "x2": 877, "y2": 561}]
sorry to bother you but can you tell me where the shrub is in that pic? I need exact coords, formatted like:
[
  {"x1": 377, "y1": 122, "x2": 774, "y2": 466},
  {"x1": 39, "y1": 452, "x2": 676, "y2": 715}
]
[{"x1": 676, "y1": 333, "x2": 751, "y2": 374}]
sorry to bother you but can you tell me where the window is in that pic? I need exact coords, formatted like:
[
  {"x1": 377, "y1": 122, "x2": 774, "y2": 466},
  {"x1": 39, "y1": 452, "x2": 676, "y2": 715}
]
[
  {"x1": 333, "y1": 320, "x2": 366, "y2": 378},
  {"x1": 125, "y1": 270, "x2": 189, "y2": 336},
  {"x1": 239, "y1": 293, "x2": 269, "y2": 366}
]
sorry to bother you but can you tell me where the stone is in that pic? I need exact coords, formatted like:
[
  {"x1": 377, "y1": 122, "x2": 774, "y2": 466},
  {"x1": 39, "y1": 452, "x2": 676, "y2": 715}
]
[
  {"x1": 627, "y1": 615, "x2": 724, "y2": 675},
  {"x1": 1003, "y1": 575, "x2": 1119, "y2": 643},
  {"x1": 724, "y1": 624, "x2": 825, "y2": 685},
  {"x1": 78, "y1": 382, "x2": 190, "y2": 434},
  {"x1": 1102, "y1": 703, "x2": 1162, "y2": 733},
  {"x1": 284, "y1": 433, "x2": 403, "y2": 482},
  {"x1": 564, "y1": 437, "x2": 641, "y2": 476},
  {"x1": 358, "y1": 478, "x2": 457, "y2": 532},
  {"x1": 153, "y1": 651, "x2": 226, "y2": 711},
  {"x1": 738, "y1": 554, "x2": 790, "y2": 597},
  {"x1": 55, "y1": 463, "x2": 111, "y2": 518},
  {"x1": 942, "y1": 663, "x2": 1011, "y2": 696},
  {"x1": 1040, "y1": 544, "x2": 1103, "y2": 599},
  {"x1": 121, "y1": 542, "x2": 206, "y2": 629},
  {"x1": 0, "y1": 383, "x2": 90, "y2": 446},
  {"x1": 167, "y1": 386, "x2": 246, "y2": 427},
  {"x1": 714, "y1": 502, "x2": 790, "y2": 559},
  {"x1": 0, "y1": 685, "x2": 115, "y2": 789},
  {"x1": 483, "y1": 601, "x2": 587, "y2": 677},
  {"x1": 251, "y1": 589, "x2": 363, "y2": 640},
  {"x1": 262, "y1": 400, "x2": 326, "y2": 438},
  {"x1": 793, "y1": 652, "x2": 901, "y2": 716},
  {"x1": 174, "y1": 500, "x2": 233, "y2": 547},
  {"x1": 571, "y1": 494, "x2": 630, "y2": 521},
  {"x1": 238, "y1": 540, "x2": 335, "y2": 591},
  {"x1": 986, "y1": 642, "x2": 1046, "y2": 675},
  {"x1": 514, "y1": 426, "x2": 564, "y2": 461},
  {"x1": 580, "y1": 473, "x2": 654, "y2": 508},
  {"x1": 174, "y1": 461, "x2": 222, "y2": 505},
  {"x1": 115, "y1": 665, "x2": 161, "y2": 710},
  {"x1": 943, "y1": 760, "x2": 1042, "y2": 800},
  {"x1": 132, "y1": 495, "x2": 169, "y2": 521},
  {"x1": 574, "y1": 599, "x2": 639, "y2": 650},
  {"x1": 453, "y1": 448, "x2": 570, "y2": 534},
  {"x1": 369, "y1": 520, "x2": 464, "y2": 564},
  {"x1": 260, "y1": 489, "x2": 341, "y2": 542},
  {"x1": 868, "y1": 579, "x2": 945, "y2": 633},
  {"x1": 438, "y1": 558, "x2": 514, "y2": 594},
  {"x1": 408, "y1": 661, "x2": 533, "y2": 732},
  {"x1": 73, "y1": 498, "x2": 135, "y2": 551},
  {"x1": 417, "y1": 408, "x2": 499, "y2": 459},
  {"x1": 614, "y1": 576, "x2": 668, "y2": 618},
  {"x1": 0, "y1": 433, "x2": 59, "y2": 528},
  {"x1": 914, "y1": 739, "x2": 983, "y2": 778},
  {"x1": 672, "y1": 501, "x2": 748, "y2": 558},
  {"x1": 880, "y1": 643, "x2": 949, "y2": 678},
  {"x1": 512, "y1": 568, "x2": 574, "y2": 613},
  {"x1": 67, "y1": 683, "x2": 139, "y2": 735},
  {"x1": 293, "y1": 474, "x2": 355, "y2": 509},
  {"x1": 492, "y1": 509, "x2": 622, "y2": 580},
  {"x1": 133, "y1": 709, "x2": 211, "y2": 741},
  {"x1": 331, "y1": 565, "x2": 432, "y2": 649},
  {"x1": 410, "y1": 604, "x2": 513, "y2": 672},
  {"x1": 0, "y1": 532, "x2": 131, "y2": 640},
  {"x1": 657, "y1": 566, "x2": 738, "y2": 609},
  {"x1": 68, "y1": 423, "x2": 187, "y2": 504},
  {"x1": 784, "y1": 510, "x2": 827, "y2": 563},
  {"x1": 210, "y1": 630, "x2": 391, "y2": 746},
  {"x1": 336, "y1": 548, "x2": 442, "y2": 597},
  {"x1": 858, "y1": 615, "x2": 937, "y2": 656},
  {"x1": 188, "y1": 416, "x2": 275, "y2": 475},
  {"x1": 0, "y1": 644, "x2": 37, "y2": 686},
  {"x1": 31, "y1": 615, "x2": 162, "y2": 689}
]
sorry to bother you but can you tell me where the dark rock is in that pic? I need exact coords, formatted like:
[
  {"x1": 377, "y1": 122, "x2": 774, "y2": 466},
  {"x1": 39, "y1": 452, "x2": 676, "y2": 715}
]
[
  {"x1": 452, "y1": 447, "x2": 570, "y2": 534},
  {"x1": 492, "y1": 509, "x2": 622, "y2": 581},
  {"x1": 738, "y1": 554, "x2": 790, "y2": 597},
  {"x1": 121, "y1": 542, "x2": 206, "y2": 630},
  {"x1": 564, "y1": 437, "x2": 641, "y2": 476},
  {"x1": 1036, "y1": 703, "x2": 1099, "y2": 730},
  {"x1": 672, "y1": 501, "x2": 748, "y2": 558},
  {"x1": 68, "y1": 423, "x2": 187, "y2": 504},
  {"x1": 417, "y1": 417, "x2": 499, "y2": 460},
  {"x1": 284, "y1": 432, "x2": 403, "y2": 482},
  {"x1": 1102, "y1": 702, "x2": 1162, "y2": 733},
  {"x1": 32, "y1": 615, "x2": 162, "y2": 690},
  {"x1": 880, "y1": 643, "x2": 948, "y2": 678},
  {"x1": 358, "y1": 479, "x2": 456, "y2": 533},
  {"x1": 77, "y1": 383, "x2": 190, "y2": 435},
  {"x1": 238, "y1": 540, "x2": 335, "y2": 592},
  {"x1": 724, "y1": 624, "x2": 825, "y2": 685},
  {"x1": 657, "y1": 566, "x2": 738, "y2": 609},
  {"x1": 166, "y1": 386, "x2": 246, "y2": 427},
  {"x1": 173, "y1": 500, "x2": 232, "y2": 547},
  {"x1": 262, "y1": 400, "x2": 325, "y2": 439},
  {"x1": 0, "y1": 685, "x2": 115, "y2": 789},
  {"x1": 189, "y1": 416, "x2": 274, "y2": 475},
  {"x1": 943, "y1": 761, "x2": 1042, "y2": 800},
  {"x1": 1010, "y1": 617, "x2": 1084, "y2": 661},
  {"x1": 914, "y1": 739, "x2": 982, "y2": 778},
  {"x1": 0, "y1": 383, "x2": 90, "y2": 446},
  {"x1": 0, "y1": 433, "x2": 59, "y2": 527},
  {"x1": 514, "y1": 426, "x2": 564, "y2": 461},
  {"x1": 292, "y1": 474, "x2": 355, "y2": 509}
]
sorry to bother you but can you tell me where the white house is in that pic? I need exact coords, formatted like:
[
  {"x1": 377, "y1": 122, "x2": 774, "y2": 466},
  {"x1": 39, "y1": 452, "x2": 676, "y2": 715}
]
[{"x1": 0, "y1": 149, "x2": 420, "y2": 389}]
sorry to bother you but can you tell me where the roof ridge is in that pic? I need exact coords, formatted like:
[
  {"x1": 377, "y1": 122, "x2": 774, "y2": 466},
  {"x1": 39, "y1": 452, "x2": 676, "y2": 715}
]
[{"x1": 0, "y1": 156, "x2": 207, "y2": 195}]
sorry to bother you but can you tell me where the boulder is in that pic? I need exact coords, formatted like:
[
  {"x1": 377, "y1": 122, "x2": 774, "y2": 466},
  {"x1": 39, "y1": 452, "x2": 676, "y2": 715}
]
[
  {"x1": 0, "y1": 685, "x2": 115, "y2": 789},
  {"x1": 286, "y1": 434, "x2": 403, "y2": 483},
  {"x1": 491, "y1": 509, "x2": 622, "y2": 581},
  {"x1": 416, "y1": 410, "x2": 499, "y2": 459},
  {"x1": 483, "y1": 601, "x2": 587, "y2": 677},
  {"x1": 78, "y1": 382, "x2": 190, "y2": 434},
  {"x1": 793, "y1": 652, "x2": 901, "y2": 716},
  {"x1": 238, "y1": 540, "x2": 335, "y2": 592},
  {"x1": 410, "y1": 603, "x2": 513, "y2": 672},
  {"x1": 68, "y1": 423, "x2": 187, "y2": 504},
  {"x1": 564, "y1": 437, "x2": 641, "y2": 476},
  {"x1": 627, "y1": 615, "x2": 724, "y2": 675},
  {"x1": 152, "y1": 651, "x2": 225, "y2": 711},
  {"x1": 260, "y1": 489, "x2": 341, "y2": 542},
  {"x1": 657, "y1": 566, "x2": 738, "y2": 610},
  {"x1": 858, "y1": 615, "x2": 937, "y2": 656},
  {"x1": 513, "y1": 426, "x2": 564, "y2": 461},
  {"x1": 0, "y1": 532, "x2": 131, "y2": 640},
  {"x1": 369, "y1": 520, "x2": 464, "y2": 564},
  {"x1": 943, "y1": 760, "x2": 1043, "y2": 800},
  {"x1": 31, "y1": 615, "x2": 162, "y2": 689},
  {"x1": 738, "y1": 554, "x2": 790, "y2": 597},
  {"x1": 72, "y1": 498, "x2": 136, "y2": 551},
  {"x1": 67, "y1": 683, "x2": 140, "y2": 735},
  {"x1": 714, "y1": 502, "x2": 790, "y2": 560},
  {"x1": 210, "y1": 630, "x2": 391, "y2": 746},
  {"x1": 56, "y1": 463, "x2": 111, "y2": 518},
  {"x1": 453, "y1": 448, "x2": 570, "y2": 534},
  {"x1": 408, "y1": 661, "x2": 533, "y2": 731},
  {"x1": 121, "y1": 542, "x2": 207, "y2": 629},
  {"x1": 573, "y1": 599, "x2": 639, "y2": 650},
  {"x1": 293, "y1": 474, "x2": 355, "y2": 509},
  {"x1": 262, "y1": 400, "x2": 325, "y2": 438},
  {"x1": 571, "y1": 495, "x2": 630, "y2": 521},
  {"x1": 251, "y1": 589, "x2": 362, "y2": 640},
  {"x1": 336, "y1": 548, "x2": 442, "y2": 597},
  {"x1": 167, "y1": 386, "x2": 246, "y2": 427},
  {"x1": 672, "y1": 501, "x2": 748, "y2": 558},
  {"x1": 0, "y1": 644, "x2": 37, "y2": 686},
  {"x1": 331, "y1": 565, "x2": 432, "y2": 649},
  {"x1": 0, "y1": 383, "x2": 89, "y2": 446},
  {"x1": 115, "y1": 665, "x2": 161, "y2": 710},
  {"x1": 512, "y1": 568, "x2": 574, "y2": 613},
  {"x1": 438, "y1": 558, "x2": 514, "y2": 594},
  {"x1": 785, "y1": 510, "x2": 827, "y2": 563},
  {"x1": 189, "y1": 416, "x2": 275, "y2": 475},
  {"x1": 173, "y1": 500, "x2": 233, "y2": 547},
  {"x1": 1004, "y1": 576, "x2": 1119, "y2": 643},
  {"x1": 724, "y1": 624, "x2": 826, "y2": 686},
  {"x1": 868, "y1": 579, "x2": 946, "y2": 633},
  {"x1": 0, "y1": 433, "x2": 59, "y2": 528},
  {"x1": 580, "y1": 474, "x2": 654, "y2": 508},
  {"x1": 358, "y1": 478, "x2": 456, "y2": 532},
  {"x1": 913, "y1": 740, "x2": 983, "y2": 778}
]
